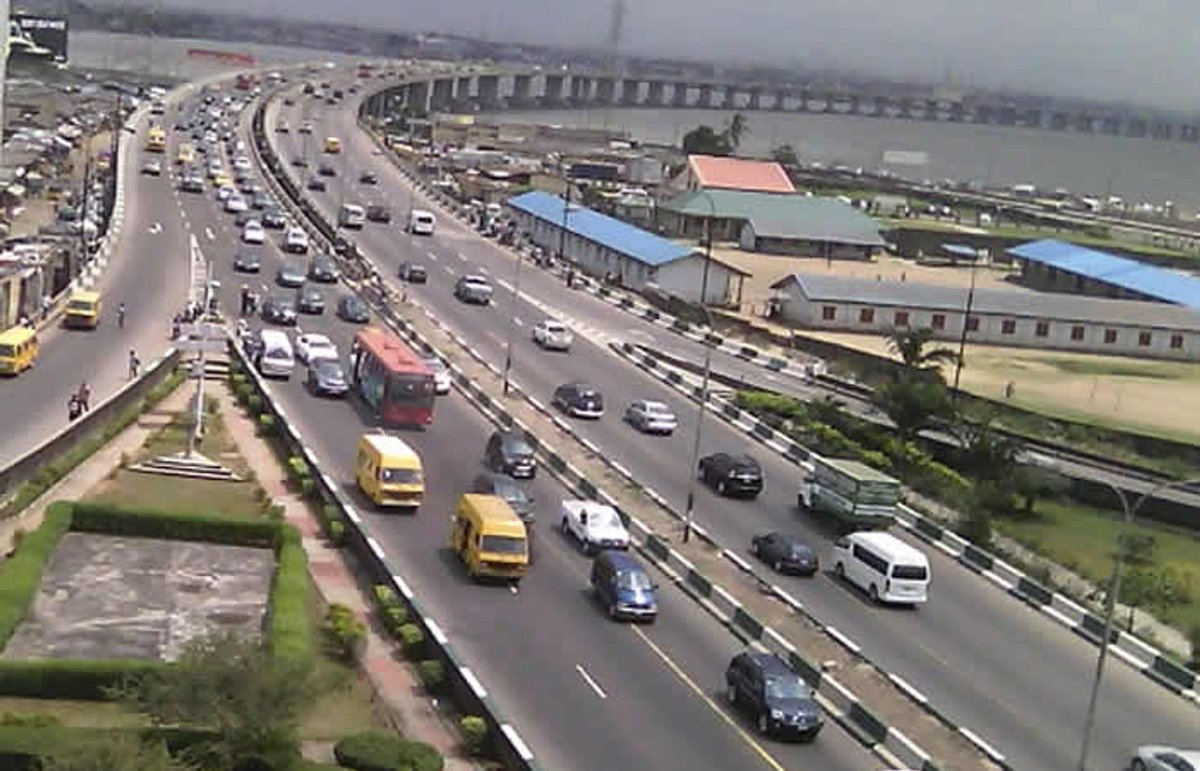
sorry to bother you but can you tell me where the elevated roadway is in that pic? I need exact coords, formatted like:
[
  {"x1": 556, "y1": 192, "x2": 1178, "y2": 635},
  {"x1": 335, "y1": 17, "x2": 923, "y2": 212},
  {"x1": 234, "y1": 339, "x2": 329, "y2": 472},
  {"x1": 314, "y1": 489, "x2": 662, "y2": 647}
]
[{"x1": 265, "y1": 80, "x2": 1200, "y2": 771}]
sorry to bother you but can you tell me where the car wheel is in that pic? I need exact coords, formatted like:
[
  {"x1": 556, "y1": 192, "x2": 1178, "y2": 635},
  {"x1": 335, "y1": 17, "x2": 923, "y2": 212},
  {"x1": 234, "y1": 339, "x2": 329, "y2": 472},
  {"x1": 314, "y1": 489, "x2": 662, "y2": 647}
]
[
  {"x1": 756, "y1": 713, "x2": 770, "y2": 736},
  {"x1": 749, "y1": 540, "x2": 759, "y2": 556},
  {"x1": 869, "y1": 584, "x2": 880, "y2": 603},
  {"x1": 774, "y1": 559, "x2": 785, "y2": 573},
  {"x1": 608, "y1": 602, "x2": 619, "y2": 621},
  {"x1": 1131, "y1": 761, "x2": 1146, "y2": 771},
  {"x1": 834, "y1": 562, "x2": 845, "y2": 579},
  {"x1": 717, "y1": 480, "x2": 727, "y2": 496},
  {"x1": 561, "y1": 517, "x2": 570, "y2": 536},
  {"x1": 725, "y1": 683, "x2": 738, "y2": 705}
]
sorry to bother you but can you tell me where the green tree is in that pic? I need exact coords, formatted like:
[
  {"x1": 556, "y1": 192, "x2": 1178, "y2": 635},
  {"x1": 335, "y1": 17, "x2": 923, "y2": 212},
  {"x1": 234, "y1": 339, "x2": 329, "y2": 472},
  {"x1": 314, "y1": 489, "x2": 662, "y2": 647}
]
[
  {"x1": 681, "y1": 124, "x2": 732, "y2": 156},
  {"x1": 771, "y1": 143, "x2": 799, "y2": 166},
  {"x1": 872, "y1": 376, "x2": 952, "y2": 447},
  {"x1": 112, "y1": 632, "x2": 320, "y2": 771},
  {"x1": 725, "y1": 112, "x2": 748, "y2": 150},
  {"x1": 1011, "y1": 465, "x2": 1070, "y2": 519},
  {"x1": 43, "y1": 733, "x2": 195, "y2": 771},
  {"x1": 886, "y1": 328, "x2": 959, "y2": 380}
]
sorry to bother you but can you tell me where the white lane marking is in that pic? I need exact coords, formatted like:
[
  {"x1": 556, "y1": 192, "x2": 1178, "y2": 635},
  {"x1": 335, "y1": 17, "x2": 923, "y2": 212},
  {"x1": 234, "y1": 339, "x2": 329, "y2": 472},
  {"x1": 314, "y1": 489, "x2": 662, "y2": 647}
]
[
  {"x1": 148, "y1": 222, "x2": 162, "y2": 234},
  {"x1": 427, "y1": 252, "x2": 438, "y2": 262},
  {"x1": 443, "y1": 265, "x2": 454, "y2": 275},
  {"x1": 575, "y1": 665, "x2": 608, "y2": 699},
  {"x1": 513, "y1": 318, "x2": 523, "y2": 326},
  {"x1": 205, "y1": 227, "x2": 215, "y2": 241}
]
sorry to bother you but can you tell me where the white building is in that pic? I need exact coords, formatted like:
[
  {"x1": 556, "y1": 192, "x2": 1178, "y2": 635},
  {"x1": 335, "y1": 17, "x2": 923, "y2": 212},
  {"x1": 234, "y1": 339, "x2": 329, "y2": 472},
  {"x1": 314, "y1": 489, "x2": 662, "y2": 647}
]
[
  {"x1": 506, "y1": 191, "x2": 748, "y2": 305},
  {"x1": 771, "y1": 273, "x2": 1200, "y2": 361}
]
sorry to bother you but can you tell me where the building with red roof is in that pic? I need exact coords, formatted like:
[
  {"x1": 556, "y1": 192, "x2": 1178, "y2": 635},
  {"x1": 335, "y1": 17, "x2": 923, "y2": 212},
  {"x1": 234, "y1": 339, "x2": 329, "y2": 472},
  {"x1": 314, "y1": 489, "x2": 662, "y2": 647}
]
[{"x1": 674, "y1": 154, "x2": 796, "y2": 195}]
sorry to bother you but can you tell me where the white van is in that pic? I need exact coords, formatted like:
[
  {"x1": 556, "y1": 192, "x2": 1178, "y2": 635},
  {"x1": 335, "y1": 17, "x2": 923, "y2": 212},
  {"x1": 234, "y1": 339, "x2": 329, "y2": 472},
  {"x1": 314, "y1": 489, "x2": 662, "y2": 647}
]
[
  {"x1": 338, "y1": 203, "x2": 366, "y2": 229},
  {"x1": 832, "y1": 531, "x2": 929, "y2": 605},
  {"x1": 408, "y1": 209, "x2": 435, "y2": 236},
  {"x1": 256, "y1": 329, "x2": 295, "y2": 379}
]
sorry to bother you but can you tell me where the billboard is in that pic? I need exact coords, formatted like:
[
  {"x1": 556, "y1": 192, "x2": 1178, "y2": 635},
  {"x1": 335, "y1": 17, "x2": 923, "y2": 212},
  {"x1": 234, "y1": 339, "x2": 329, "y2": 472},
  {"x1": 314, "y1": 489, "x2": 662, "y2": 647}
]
[{"x1": 12, "y1": 13, "x2": 68, "y2": 63}]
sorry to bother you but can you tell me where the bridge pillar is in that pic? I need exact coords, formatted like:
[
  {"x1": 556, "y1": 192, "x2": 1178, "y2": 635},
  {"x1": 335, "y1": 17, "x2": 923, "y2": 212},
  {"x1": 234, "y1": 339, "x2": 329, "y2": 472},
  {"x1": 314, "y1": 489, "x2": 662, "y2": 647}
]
[
  {"x1": 406, "y1": 81, "x2": 430, "y2": 114},
  {"x1": 430, "y1": 78, "x2": 454, "y2": 112},
  {"x1": 1050, "y1": 111, "x2": 1069, "y2": 130},
  {"x1": 1126, "y1": 118, "x2": 1147, "y2": 138},
  {"x1": 454, "y1": 76, "x2": 472, "y2": 104},
  {"x1": 620, "y1": 79, "x2": 640, "y2": 104},
  {"x1": 542, "y1": 74, "x2": 565, "y2": 105},
  {"x1": 822, "y1": 92, "x2": 837, "y2": 113},
  {"x1": 595, "y1": 77, "x2": 616, "y2": 104},
  {"x1": 897, "y1": 97, "x2": 912, "y2": 118},
  {"x1": 698, "y1": 85, "x2": 714, "y2": 108},
  {"x1": 721, "y1": 87, "x2": 737, "y2": 109},
  {"x1": 1152, "y1": 121, "x2": 1173, "y2": 140},
  {"x1": 1180, "y1": 124, "x2": 1199, "y2": 142},
  {"x1": 477, "y1": 75, "x2": 500, "y2": 109},
  {"x1": 773, "y1": 90, "x2": 789, "y2": 111},
  {"x1": 671, "y1": 82, "x2": 689, "y2": 107},
  {"x1": 1073, "y1": 113, "x2": 1095, "y2": 133},
  {"x1": 569, "y1": 76, "x2": 592, "y2": 104},
  {"x1": 948, "y1": 103, "x2": 964, "y2": 122},
  {"x1": 1022, "y1": 108, "x2": 1042, "y2": 128},
  {"x1": 646, "y1": 80, "x2": 665, "y2": 105},
  {"x1": 511, "y1": 74, "x2": 532, "y2": 106},
  {"x1": 747, "y1": 89, "x2": 761, "y2": 110},
  {"x1": 997, "y1": 106, "x2": 1017, "y2": 126}
]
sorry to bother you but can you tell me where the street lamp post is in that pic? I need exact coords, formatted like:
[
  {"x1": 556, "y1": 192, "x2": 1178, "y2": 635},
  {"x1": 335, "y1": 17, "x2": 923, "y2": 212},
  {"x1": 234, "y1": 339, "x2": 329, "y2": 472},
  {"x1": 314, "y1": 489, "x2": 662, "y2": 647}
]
[
  {"x1": 1070, "y1": 474, "x2": 1200, "y2": 771},
  {"x1": 501, "y1": 237, "x2": 525, "y2": 396},
  {"x1": 681, "y1": 204, "x2": 716, "y2": 544}
]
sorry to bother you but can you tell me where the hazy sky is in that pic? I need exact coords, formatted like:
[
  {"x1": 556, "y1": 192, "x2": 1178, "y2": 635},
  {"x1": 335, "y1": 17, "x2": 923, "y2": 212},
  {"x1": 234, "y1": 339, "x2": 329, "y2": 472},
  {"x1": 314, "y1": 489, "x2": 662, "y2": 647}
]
[{"x1": 126, "y1": 0, "x2": 1197, "y2": 111}]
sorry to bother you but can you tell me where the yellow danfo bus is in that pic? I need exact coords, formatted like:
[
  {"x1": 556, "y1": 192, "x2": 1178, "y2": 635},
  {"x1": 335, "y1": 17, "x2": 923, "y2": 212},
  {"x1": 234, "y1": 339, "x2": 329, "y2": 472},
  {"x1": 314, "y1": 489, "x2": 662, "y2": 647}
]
[
  {"x1": 176, "y1": 142, "x2": 195, "y2": 165},
  {"x1": 323, "y1": 136, "x2": 342, "y2": 154},
  {"x1": 145, "y1": 126, "x2": 167, "y2": 153}
]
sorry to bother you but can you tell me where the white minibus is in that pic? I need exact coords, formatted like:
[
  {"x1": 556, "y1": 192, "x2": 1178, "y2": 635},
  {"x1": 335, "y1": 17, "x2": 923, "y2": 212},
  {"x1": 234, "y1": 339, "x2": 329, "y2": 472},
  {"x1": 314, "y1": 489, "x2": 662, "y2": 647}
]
[
  {"x1": 408, "y1": 209, "x2": 436, "y2": 236},
  {"x1": 338, "y1": 203, "x2": 366, "y2": 229},
  {"x1": 256, "y1": 329, "x2": 295, "y2": 379},
  {"x1": 832, "y1": 531, "x2": 929, "y2": 605}
]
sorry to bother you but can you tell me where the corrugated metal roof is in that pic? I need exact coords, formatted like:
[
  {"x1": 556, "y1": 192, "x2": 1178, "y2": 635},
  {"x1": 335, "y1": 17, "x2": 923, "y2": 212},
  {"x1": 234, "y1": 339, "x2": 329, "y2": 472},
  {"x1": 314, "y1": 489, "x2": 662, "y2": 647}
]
[
  {"x1": 771, "y1": 273, "x2": 1200, "y2": 331},
  {"x1": 506, "y1": 191, "x2": 698, "y2": 267},
  {"x1": 688, "y1": 155, "x2": 795, "y2": 194},
  {"x1": 1008, "y1": 239, "x2": 1200, "y2": 309},
  {"x1": 661, "y1": 189, "x2": 885, "y2": 247}
]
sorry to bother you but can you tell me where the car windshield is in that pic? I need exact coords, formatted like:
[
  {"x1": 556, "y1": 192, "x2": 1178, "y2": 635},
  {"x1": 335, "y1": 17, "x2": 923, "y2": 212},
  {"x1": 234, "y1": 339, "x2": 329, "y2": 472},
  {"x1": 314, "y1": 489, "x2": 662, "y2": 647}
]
[
  {"x1": 588, "y1": 509, "x2": 622, "y2": 529},
  {"x1": 504, "y1": 438, "x2": 532, "y2": 456},
  {"x1": 308, "y1": 338, "x2": 333, "y2": 351},
  {"x1": 314, "y1": 360, "x2": 342, "y2": 375},
  {"x1": 577, "y1": 388, "x2": 600, "y2": 399},
  {"x1": 380, "y1": 468, "x2": 422, "y2": 484},
  {"x1": 765, "y1": 676, "x2": 809, "y2": 701},
  {"x1": 616, "y1": 570, "x2": 653, "y2": 591},
  {"x1": 422, "y1": 358, "x2": 445, "y2": 373},
  {"x1": 480, "y1": 535, "x2": 526, "y2": 555}
]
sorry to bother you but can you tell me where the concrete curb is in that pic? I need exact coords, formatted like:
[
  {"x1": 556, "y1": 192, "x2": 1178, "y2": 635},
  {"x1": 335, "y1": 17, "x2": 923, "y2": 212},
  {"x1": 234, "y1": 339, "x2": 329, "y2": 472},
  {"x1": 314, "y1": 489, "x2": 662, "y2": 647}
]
[{"x1": 611, "y1": 341, "x2": 1200, "y2": 709}]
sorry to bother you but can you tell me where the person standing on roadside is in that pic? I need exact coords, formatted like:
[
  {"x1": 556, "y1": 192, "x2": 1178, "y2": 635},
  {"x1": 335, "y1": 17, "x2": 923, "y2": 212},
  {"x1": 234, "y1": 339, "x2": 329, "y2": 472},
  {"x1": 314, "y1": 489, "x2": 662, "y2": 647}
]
[
  {"x1": 77, "y1": 382, "x2": 91, "y2": 412},
  {"x1": 128, "y1": 349, "x2": 140, "y2": 379}
]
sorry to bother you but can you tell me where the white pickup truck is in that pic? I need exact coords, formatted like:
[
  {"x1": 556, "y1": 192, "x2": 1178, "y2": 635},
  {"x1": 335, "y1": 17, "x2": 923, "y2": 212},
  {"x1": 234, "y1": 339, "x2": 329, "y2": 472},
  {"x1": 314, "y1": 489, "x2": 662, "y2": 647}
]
[{"x1": 560, "y1": 500, "x2": 631, "y2": 554}]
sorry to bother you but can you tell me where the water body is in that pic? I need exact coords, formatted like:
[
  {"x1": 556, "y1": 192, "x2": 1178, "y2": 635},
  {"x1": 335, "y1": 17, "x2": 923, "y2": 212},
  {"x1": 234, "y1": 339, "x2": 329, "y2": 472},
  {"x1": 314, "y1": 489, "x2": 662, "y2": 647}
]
[{"x1": 491, "y1": 107, "x2": 1200, "y2": 214}]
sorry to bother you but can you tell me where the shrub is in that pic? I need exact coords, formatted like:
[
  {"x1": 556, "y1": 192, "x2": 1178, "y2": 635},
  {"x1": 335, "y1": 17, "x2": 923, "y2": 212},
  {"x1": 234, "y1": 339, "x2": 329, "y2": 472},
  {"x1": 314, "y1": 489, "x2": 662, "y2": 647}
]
[
  {"x1": 271, "y1": 527, "x2": 314, "y2": 665},
  {"x1": 266, "y1": 504, "x2": 286, "y2": 522},
  {"x1": 327, "y1": 520, "x2": 346, "y2": 547},
  {"x1": 0, "y1": 505, "x2": 71, "y2": 647},
  {"x1": 416, "y1": 659, "x2": 444, "y2": 691},
  {"x1": 383, "y1": 607, "x2": 408, "y2": 636},
  {"x1": 320, "y1": 505, "x2": 339, "y2": 531},
  {"x1": 397, "y1": 623, "x2": 425, "y2": 659},
  {"x1": 1190, "y1": 624, "x2": 1200, "y2": 671},
  {"x1": 257, "y1": 414, "x2": 277, "y2": 436},
  {"x1": 0, "y1": 712, "x2": 59, "y2": 727},
  {"x1": 324, "y1": 603, "x2": 366, "y2": 663},
  {"x1": 459, "y1": 716, "x2": 488, "y2": 757},
  {"x1": 247, "y1": 394, "x2": 263, "y2": 415},
  {"x1": 333, "y1": 730, "x2": 443, "y2": 771},
  {"x1": 235, "y1": 382, "x2": 251, "y2": 405},
  {"x1": 0, "y1": 659, "x2": 166, "y2": 700},
  {"x1": 69, "y1": 503, "x2": 279, "y2": 548},
  {"x1": 287, "y1": 456, "x2": 311, "y2": 482},
  {"x1": 735, "y1": 390, "x2": 804, "y2": 421},
  {"x1": 372, "y1": 585, "x2": 399, "y2": 610}
]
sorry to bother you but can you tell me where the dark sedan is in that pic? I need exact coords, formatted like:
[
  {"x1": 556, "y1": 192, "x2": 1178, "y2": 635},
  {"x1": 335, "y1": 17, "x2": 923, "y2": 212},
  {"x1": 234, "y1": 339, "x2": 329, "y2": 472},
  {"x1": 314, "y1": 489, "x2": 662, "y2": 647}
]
[
  {"x1": 359, "y1": 171, "x2": 378, "y2": 185},
  {"x1": 366, "y1": 204, "x2": 391, "y2": 223},
  {"x1": 750, "y1": 533, "x2": 819, "y2": 576},
  {"x1": 699, "y1": 452, "x2": 763, "y2": 499},
  {"x1": 296, "y1": 285, "x2": 325, "y2": 315},
  {"x1": 262, "y1": 207, "x2": 287, "y2": 229},
  {"x1": 275, "y1": 263, "x2": 306, "y2": 288},
  {"x1": 261, "y1": 294, "x2": 297, "y2": 325},
  {"x1": 232, "y1": 250, "x2": 261, "y2": 273},
  {"x1": 471, "y1": 472, "x2": 535, "y2": 525},
  {"x1": 308, "y1": 255, "x2": 339, "y2": 283},
  {"x1": 307, "y1": 177, "x2": 327, "y2": 192},
  {"x1": 552, "y1": 383, "x2": 604, "y2": 419},
  {"x1": 398, "y1": 262, "x2": 427, "y2": 283},
  {"x1": 317, "y1": 163, "x2": 336, "y2": 177},
  {"x1": 306, "y1": 358, "x2": 348, "y2": 397},
  {"x1": 336, "y1": 294, "x2": 369, "y2": 323},
  {"x1": 292, "y1": 156, "x2": 308, "y2": 168}
]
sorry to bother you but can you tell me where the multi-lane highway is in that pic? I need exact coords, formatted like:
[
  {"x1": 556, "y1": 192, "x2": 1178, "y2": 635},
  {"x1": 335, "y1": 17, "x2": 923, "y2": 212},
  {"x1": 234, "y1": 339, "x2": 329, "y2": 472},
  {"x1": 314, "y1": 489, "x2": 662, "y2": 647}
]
[
  {"x1": 211, "y1": 83, "x2": 882, "y2": 770},
  {"x1": 263, "y1": 76, "x2": 1200, "y2": 771}
]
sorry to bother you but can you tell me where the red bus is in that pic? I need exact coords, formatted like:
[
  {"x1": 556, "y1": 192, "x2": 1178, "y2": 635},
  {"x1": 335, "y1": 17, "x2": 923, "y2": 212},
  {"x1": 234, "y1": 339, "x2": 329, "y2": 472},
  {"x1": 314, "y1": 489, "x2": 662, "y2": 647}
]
[{"x1": 350, "y1": 327, "x2": 436, "y2": 427}]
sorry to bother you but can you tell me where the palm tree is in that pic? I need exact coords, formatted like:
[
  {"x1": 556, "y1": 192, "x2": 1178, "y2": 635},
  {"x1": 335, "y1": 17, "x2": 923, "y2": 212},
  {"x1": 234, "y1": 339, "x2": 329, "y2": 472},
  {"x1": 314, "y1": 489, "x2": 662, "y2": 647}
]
[
  {"x1": 886, "y1": 328, "x2": 959, "y2": 380},
  {"x1": 724, "y1": 113, "x2": 748, "y2": 150}
]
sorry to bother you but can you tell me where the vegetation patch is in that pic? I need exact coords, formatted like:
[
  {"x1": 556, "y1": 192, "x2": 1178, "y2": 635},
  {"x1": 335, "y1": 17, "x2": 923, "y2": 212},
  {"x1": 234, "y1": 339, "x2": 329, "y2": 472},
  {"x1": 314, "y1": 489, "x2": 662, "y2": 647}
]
[{"x1": 1044, "y1": 358, "x2": 1184, "y2": 380}]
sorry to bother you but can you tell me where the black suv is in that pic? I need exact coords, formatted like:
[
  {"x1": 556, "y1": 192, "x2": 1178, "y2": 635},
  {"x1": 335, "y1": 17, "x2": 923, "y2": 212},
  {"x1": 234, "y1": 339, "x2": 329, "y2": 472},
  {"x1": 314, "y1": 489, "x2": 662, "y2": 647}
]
[
  {"x1": 484, "y1": 430, "x2": 536, "y2": 479},
  {"x1": 261, "y1": 293, "x2": 297, "y2": 325},
  {"x1": 399, "y1": 262, "x2": 427, "y2": 283},
  {"x1": 308, "y1": 254, "x2": 339, "y2": 283},
  {"x1": 725, "y1": 652, "x2": 823, "y2": 741},
  {"x1": 366, "y1": 204, "x2": 391, "y2": 223},
  {"x1": 296, "y1": 285, "x2": 325, "y2": 315},
  {"x1": 699, "y1": 453, "x2": 763, "y2": 498},
  {"x1": 552, "y1": 383, "x2": 604, "y2": 419}
]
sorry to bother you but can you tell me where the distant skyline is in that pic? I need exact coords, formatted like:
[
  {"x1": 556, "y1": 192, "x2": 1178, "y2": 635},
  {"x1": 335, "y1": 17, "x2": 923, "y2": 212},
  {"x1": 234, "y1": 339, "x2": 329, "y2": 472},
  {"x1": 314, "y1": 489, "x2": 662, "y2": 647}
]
[{"x1": 83, "y1": 0, "x2": 1200, "y2": 112}]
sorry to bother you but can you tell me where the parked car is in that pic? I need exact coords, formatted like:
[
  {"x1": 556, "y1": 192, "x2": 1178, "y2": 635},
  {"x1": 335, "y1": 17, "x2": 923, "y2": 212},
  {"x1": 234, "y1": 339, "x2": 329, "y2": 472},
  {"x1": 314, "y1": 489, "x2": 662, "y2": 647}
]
[
  {"x1": 307, "y1": 177, "x2": 327, "y2": 192},
  {"x1": 275, "y1": 262, "x2": 306, "y2": 288},
  {"x1": 421, "y1": 355, "x2": 451, "y2": 394},
  {"x1": 484, "y1": 430, "x2": 536, "y2": 479},
  {"x1": 294, "y1": 333, "x2": 338, "y2": 364},
  {"x1": 532, "y1": 319, "x2": 573, "y2": 351},
  {"x1": 624, "y1": 400, "x2": 677, "y2": 435},
  {"x1": 232, "y1": 250, "x2": 261, "y2": 273},
  {"x1": 560, "y1": 500, "x2": 630, "y2": 554},
  {"x1": 750, "y1": 533, "x2": 819, "y2": 576},
  {"x1": 366, "y1": 204, "x2": 391, "y2": 223},
  {"x1": 454, "y1": 275, "x2": 493, "y2": 304},
  {"x1": 1130, "y1": 746, "x2": 1200, "y2": 771},
  {"x1": 307, "y1": 254, "x2": 339, "y2": 283},
  {"x1": 553, "y1": 383, "x2": 604, "y2": 419},
  {"x1": 698, "y1": 452, "x2": 763, "y2": 498},
  {"x1": 399, "y1": 262, "x2": 427, "y2": 283},
  {"x1": 296, "y1": 284, "x2": 325, "y2": 315},
  {"x1": 306, "y1": 358, "x2": 348, "y2": 397},
  {"x1": 470, "y1": 472, "x2": 535, "y2": 524},
  {"x1": 725, "y1": 652, "x2": 823, "y2": 741},
  {"x1": 283, "y1": 227, "x2": 309, "y2": 254},
  {"x1": 261, "y1": 293, "x2": 297, "y2": 325},
  {"x1": 336, "y1": 294, "x2": 369, "y2": 323}
]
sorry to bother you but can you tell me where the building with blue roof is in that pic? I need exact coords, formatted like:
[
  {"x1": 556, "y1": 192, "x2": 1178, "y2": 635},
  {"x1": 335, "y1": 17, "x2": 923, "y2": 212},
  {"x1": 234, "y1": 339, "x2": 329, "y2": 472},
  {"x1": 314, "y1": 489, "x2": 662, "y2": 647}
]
[
  {"x1": 1008, "y1": 239, "x2": 1200, "y2": 310},
  {"x1": 505, "y1": 191, "x2": 749, "y2": 305}
]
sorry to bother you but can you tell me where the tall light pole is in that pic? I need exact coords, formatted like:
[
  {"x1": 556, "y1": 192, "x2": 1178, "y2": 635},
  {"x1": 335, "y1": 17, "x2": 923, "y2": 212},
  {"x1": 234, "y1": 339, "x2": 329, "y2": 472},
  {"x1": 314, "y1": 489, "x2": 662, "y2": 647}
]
[
  {"x1": 501, "y1": 228, "x2": 525, "y2": 396},
  {"x1": 682, "y1": 192, "x2": 717, "y2": 543},
  {"x1": 1066, "y1": 473, "x2": 1200, "y2": 771},
  {"x1": 952, "y1": 251, "x2": 978, "y2": 397}
]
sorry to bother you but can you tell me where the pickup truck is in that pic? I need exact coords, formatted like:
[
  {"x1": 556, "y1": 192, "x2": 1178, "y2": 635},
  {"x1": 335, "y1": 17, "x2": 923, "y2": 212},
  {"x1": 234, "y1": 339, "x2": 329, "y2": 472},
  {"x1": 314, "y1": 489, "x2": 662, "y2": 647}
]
[{"x1": 560, "y1": 500, "x2": 631, "y2": 554}]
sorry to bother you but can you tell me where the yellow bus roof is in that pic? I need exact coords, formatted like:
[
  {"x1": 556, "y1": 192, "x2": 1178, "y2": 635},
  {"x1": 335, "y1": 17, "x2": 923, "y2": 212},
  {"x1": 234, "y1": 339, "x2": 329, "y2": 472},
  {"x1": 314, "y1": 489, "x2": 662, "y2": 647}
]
[
  {"x1": 0, "y1": 326, "x2": 37, "y2": 344},
  {"x1": 360, "y1": 432, "x2": 418, "y2": 459},
  {"x1": 69, "y1": 291, "x2": 100, "y2": 303},
  {"x1": 458, "y1": 494, "x2": 525, "y2": 534}
]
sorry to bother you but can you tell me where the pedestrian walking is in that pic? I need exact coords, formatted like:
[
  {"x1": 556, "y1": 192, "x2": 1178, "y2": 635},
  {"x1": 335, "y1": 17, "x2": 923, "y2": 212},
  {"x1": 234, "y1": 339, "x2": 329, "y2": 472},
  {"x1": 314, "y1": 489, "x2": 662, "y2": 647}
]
[
  {"x1": 128, "y1": 349, "x2": 140, "y2": 380},
  {"x1": 240, "y1": 284, "x2": 250, "y2": 316},
  {"x1": 77, "y1": 382, "x2": 91, "y2": 412},
  {"x1": 40, "y1": 295, "x2": 51, "y2": 321},
  {"x1": 117, "y1": 302, "x2": 126, "y2": 329}
]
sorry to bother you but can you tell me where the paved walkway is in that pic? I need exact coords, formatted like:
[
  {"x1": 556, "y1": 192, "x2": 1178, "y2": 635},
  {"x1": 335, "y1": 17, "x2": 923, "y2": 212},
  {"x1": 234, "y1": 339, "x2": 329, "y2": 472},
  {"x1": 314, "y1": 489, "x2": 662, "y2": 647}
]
[{"x1": 214, "y1": 384, "x2": 476, "y2": 769}]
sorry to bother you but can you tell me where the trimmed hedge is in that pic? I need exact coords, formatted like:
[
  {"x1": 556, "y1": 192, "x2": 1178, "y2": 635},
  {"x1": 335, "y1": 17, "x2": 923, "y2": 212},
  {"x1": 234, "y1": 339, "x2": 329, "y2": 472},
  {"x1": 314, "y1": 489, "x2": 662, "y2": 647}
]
[
  {"x1": 0, "y1": 658, "x2": 166, "y2": 700},
  {"x1": 271, "y1": 525, "x2": 314, "y2": 664},
  {"x1": 333, "y1": 730, "x2": 443, "y2": 771},
  {"x1": 0, "y1": 725, "x2": 215, "y2": 770},
  {"x1": 0, "y1": 504, "x2": 71, "y2": 648},
  {"x1": 70, "y1": 502, "x2": 280, "y2": 548}
]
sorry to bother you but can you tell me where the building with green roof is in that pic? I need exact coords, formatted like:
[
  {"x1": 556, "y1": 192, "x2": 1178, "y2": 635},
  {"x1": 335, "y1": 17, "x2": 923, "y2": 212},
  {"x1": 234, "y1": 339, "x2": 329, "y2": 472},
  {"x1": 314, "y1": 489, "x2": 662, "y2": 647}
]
[{"x1": 659, "y1": 189, "x2": 886, "y2": 261}]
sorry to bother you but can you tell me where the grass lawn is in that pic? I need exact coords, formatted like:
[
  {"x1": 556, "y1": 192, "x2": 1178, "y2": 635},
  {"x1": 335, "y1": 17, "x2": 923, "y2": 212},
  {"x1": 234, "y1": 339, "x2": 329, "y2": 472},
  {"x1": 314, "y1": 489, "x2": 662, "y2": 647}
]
[
  {"x1": 996, "y1": 498, "x2": 1200, "y2": 633},
  {"x1": 0, "y1": 698, "x2": 141, "y2": 728},
  {"x1": 299, "y1": 657, "x2": 386, "y2": 741}
]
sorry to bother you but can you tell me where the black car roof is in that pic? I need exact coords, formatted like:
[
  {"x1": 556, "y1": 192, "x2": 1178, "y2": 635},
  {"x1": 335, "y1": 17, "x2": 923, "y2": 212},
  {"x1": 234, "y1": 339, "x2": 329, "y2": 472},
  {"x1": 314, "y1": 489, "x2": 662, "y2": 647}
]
[
  {"x1": 745, "y1": 652, "x2": 794, "y2": 676},
  {"x1": 595, "y1": 550, "x2": 644, "y2": 572}
]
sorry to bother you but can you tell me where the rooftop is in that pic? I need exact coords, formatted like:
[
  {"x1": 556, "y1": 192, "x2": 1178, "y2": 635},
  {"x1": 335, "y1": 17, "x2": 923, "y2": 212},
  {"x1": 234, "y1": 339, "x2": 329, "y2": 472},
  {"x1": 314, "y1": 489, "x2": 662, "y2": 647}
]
[
  {"x1": 662, "y1": 189, "x2": 885, "y2": 247},
  {"x1": 506, "y1": 190, "x2": 698, "y2": 268},
  {"x1": 688, "y1": 155, "x2": 795, "y2": 194},
  {"x1": 1008, "y1": 239, "x2": 1200, "y2": 310},
  {"x1": 771, "y1": 273, "x2": 1200, "y2": 331}
]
